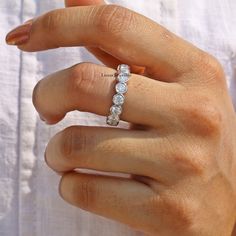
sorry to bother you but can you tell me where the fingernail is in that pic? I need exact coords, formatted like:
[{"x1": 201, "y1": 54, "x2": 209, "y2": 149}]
[{"x1": 6, "y1": 19, "x2": 33, "y2": 46}]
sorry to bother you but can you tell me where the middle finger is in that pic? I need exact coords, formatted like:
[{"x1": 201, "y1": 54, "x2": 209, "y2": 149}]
[{"x1": 45, "y1": 125, "x2": 180, "y2": 183}]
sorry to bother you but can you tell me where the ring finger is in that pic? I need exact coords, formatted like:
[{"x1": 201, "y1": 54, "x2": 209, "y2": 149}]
[{"x1": 33, "y1": 62, "x2": 182, "y2": 129}]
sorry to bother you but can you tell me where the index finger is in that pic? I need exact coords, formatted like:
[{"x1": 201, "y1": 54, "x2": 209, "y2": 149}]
[{"x1": 6, "y1": 5, "x2": 205, "y2": 82}]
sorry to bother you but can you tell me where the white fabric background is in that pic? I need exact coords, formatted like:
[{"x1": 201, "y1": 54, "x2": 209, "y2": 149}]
[{"x1": 0, "y1": 0, "x2": 236, "y2": 235}]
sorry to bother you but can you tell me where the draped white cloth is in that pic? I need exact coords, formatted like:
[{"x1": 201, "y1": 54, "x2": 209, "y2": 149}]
[{"x1": 0, "y1": 0, "x2": 236, "y2": 235}]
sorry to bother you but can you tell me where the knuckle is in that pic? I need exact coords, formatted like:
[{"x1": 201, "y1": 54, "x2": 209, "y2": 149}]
[
  {"x1": 171, "y1": 150, "x2": 206, "y2": 176},
  {"x1": 59, "y1": 126, "x2": 75, "y2": 158},
  {"x1": 41, "y1": 9, "x2": 64, "y2": 34},
  {"x1": 165, "y1": 137, "x2": 219, "y2": 179},
  {"x1": 166, "y1": 202, "x2": 194, "y2": 231},
  {"x1": 59, "y1": 174, "x2": 98, "y2": 210},
  {"x1": 149, "y1": 195, "x2": 195, "y2": 232},
  {"x1": 95, "y1": 5, "x2": 137, "y2": 35},
  {"x1": 78, "y1": 178, "x2": 98, "y2": 210},
  {"x1": 68, "y1": 63, "x2": 97, "y2": 96},
  {"x1": 60, "y1": 126, "x2": 88, "y2": 159},
  {"x1": 180, "y1": 96, "x2": 223, "y2": 137},
  {"x1": 175, "y1": 142, "x2": 216, "y2": 177},
  {"x1": 195, "y1": 52, "x2": 225, "y2": 84}
]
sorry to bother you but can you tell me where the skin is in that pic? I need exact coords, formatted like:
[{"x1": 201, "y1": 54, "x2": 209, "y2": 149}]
[{"x1": 6, "y1": 0, "x2": 236, "y2": 235}]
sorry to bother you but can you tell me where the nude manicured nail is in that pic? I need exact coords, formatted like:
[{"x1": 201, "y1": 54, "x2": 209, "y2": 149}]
[{"x1": 6, "y1": 20, "x2": 33, "y2": 46}]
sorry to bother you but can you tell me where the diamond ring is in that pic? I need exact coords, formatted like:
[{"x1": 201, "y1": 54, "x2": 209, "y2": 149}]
[{"x1": 106, "y1": 64, "x2": 130, "y2": 126}]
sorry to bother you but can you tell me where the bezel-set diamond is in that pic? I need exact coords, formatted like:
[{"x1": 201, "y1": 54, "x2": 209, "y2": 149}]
[
  {"x1": 106, "y1": 64, "x2": 130, "y2": 126},
  {"x1": 106, "y1": 115, "x2": 119, "y2": 126},
  {"x1": 117, "y1": 64, "x2": 130, "y2": 74},
  {"x1": 115, "y1": 82, "x2": 128, "y2": 94},
  {"x1": 110, "y1": 105, "x2": 122, "y2": 115},
  {"x1": 117, "y1": 73, "x2": 130, "y2": 83},
  {"x1": 113, "y1": 94, "x2": 125, "y2": 105}
]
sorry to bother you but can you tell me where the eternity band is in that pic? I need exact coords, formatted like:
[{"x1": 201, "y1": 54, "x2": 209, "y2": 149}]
[{"x1": 106, "y1": 64, "x2": 131, "y2": 126}]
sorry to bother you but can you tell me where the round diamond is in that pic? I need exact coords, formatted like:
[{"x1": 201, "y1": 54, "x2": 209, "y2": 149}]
[
  {"x1": 118, "y1": 64, "x2": 130, "y2": 74},
  {"x1": 113, "y1": 94, "x2": 125, "y2": 105},
  {"x1": 115, "y1": 82, "x2": 128, "y2": 94},
  {"x1": 106, "y1": 115, "x2": 119, "y2": 126},
  {"x1": 110, "y1": 105, "x2": 122, "y2": 115},
  {"x1": 117, "y1": 73, "x2": 130, "y2": 83}
]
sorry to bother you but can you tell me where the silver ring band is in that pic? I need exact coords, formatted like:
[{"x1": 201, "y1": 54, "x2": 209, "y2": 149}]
[{"x1": 106, "y1": 64, "x2": 131, "y2": 126}]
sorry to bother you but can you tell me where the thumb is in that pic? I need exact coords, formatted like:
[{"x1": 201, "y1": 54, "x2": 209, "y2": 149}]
[{"x1": 65, "y1": 0, "x2": 105, "y2": 7}]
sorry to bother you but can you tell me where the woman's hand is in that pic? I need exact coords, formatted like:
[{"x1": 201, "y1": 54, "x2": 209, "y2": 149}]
[{"x1": 6, "y1": 0, "x2": 236, "y2": 235}]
